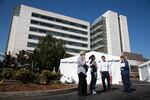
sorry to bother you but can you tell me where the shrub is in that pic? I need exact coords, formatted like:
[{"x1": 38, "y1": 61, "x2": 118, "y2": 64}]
[
  {"x1": 32, "y1": 72, "x2": 41, "y2": 84},
  {"x1": 2, "y1": 68, "x2": 14, "y2": 80},
  {"x1": 14, "y1": 68, "x2": 31, "y2": 84},
  {"x1": 50, "y1": 80, "x2": 61, "y2": 84},
  {"x1": 40, "y1": 70, "x2": 62, "y2": 84},
  {"x1": 40, "y1": 70, "x2": 51, "y2": 84}
]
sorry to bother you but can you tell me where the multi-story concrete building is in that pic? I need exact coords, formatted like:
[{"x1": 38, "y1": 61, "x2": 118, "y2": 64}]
[
  {"x1": 91, "y1": 10, "x2": 131, "y2": 56},
  {"x1": 6, "y1": 5, "x2": 131, "y2": 56},
  {"x1": 6, "y1": 5, "x2": 90, "y2": 55}
]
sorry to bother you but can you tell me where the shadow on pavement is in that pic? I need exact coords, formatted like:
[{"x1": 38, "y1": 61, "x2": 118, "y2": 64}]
[
  {"x1": 128, "y1": 88, "x2": 136, "y2": 93},
  {"x1": 95, "y1": 87, "x2": 119, "y2": 94}
]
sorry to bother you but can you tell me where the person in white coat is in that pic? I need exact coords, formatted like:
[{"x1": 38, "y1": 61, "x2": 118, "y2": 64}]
[{"x1": 100, "y1": 56, "x2": 111, "y2": 92}]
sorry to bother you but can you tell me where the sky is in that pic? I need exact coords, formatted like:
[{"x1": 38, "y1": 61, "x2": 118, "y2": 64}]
[{"x1": 0, "y1": 0, "x2": 150, "y2": 58}]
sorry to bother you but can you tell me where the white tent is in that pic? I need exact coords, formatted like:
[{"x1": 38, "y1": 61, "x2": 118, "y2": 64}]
[
  {"x1": 138, "y1": 60, "x2": 150, "y2": 82},
  {"x1": 59, "y1": 51, "x2": 122, "y2": 84}
]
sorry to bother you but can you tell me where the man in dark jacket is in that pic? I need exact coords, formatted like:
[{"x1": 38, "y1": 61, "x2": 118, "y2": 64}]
[{"x1": 120, "y1": 55, "x2": 131, "y2": 93}]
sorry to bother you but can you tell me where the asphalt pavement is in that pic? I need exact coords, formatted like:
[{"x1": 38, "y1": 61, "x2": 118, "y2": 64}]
[{"x1": 1, "y1": 80, "x2": 150, "y2": 100}]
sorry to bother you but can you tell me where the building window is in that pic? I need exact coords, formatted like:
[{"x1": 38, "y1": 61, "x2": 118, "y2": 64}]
[
  {"x1": 31, "y1": 20, "x2": 39, "y2": 24},
  {"x1": 29, "y1": 27, "x2": 38, "y2": 32},
  {"x1": 31, "y1": 13, "x2": 40, "y2": 18},
  {"x1": 29, "y1": 27, "x2": 47, "y2": 34},
  {"x1": 27, "y1": 42, "x2": 37, "y2": 48},
  {"x1": 28, "y1": 34, "x2": 41, "y2": 40}
]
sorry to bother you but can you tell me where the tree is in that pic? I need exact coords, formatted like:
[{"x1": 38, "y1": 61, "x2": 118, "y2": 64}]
[
  {"x1": 16, "y1": 50, "x2": 28, "y2": 67},
  {"x1": 2, "y1": 51, "x2": 14, "y2": 68},
  {"x1": 37, "y1": 34, "x2": 65, "y2": 72},
  {"x1": 52, "y1": 38, "x2": 65, "y2": 72},
  {"x1": 27, "y1": 49, "x2": 42, "y2": 72}
]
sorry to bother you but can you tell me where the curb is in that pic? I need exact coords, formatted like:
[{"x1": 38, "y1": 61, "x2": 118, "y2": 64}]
[{"x1": 0, "y1": 87, "x2": 77, "y2": 98}]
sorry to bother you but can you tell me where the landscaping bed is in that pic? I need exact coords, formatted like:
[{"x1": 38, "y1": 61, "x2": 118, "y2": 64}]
[{"x1": 0, "y1": 80, "x2": 77, "y2": 92}]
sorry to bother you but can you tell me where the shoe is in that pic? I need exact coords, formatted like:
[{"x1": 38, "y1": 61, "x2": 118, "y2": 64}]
[
  {"x1": 126, "y1": 89, "x2": 132, "y2": 93},
  {"x1": 121, "y1": 89, "x2": 127, "y2": 92},
  {"x1": 102, "y1": 89, "x2": 106, "y2": 92},
  {"x1": 92, "y1": 91, "x2": 97, "y2": 95},
  {"x1": 92, "y1": 90, "x2": 97, "y2": 95},
  {"x1": 83, "y1": 94, "x2": 88, "y2": 96}
]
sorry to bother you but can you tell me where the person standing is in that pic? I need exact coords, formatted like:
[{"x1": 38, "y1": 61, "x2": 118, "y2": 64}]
[
  {"x1": 89, "y1": 55, "x2": 98, "y2": 95},
  {"x1": 100, "y1": 56, "x2": 111, "y2": 92},
  {"x1": 77, "y1": 51, "x2": 88, "y2": 96},
  {"x1": 120, "y1": 55, "x2": 131, "y2": 93}
]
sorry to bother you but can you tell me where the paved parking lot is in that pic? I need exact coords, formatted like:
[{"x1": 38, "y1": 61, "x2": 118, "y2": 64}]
[{"x1": 1, "y1": 80, "x2": 150, "y2": 100}]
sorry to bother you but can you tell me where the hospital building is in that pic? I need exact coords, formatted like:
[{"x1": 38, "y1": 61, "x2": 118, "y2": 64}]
[{"x1": 6, "y1": 4, "x2": 130, "y2": 56}]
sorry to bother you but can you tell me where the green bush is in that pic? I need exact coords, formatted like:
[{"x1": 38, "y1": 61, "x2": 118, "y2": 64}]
[
  {"x1": 2, "y1": 68, "x2": 14, "y2": 80},
  {"x1": 32, "y1": 72, "x2": 41, "y2": 84},
  {"x1": 53, "y1": 72, "x2": 62, "y2": 81},
  {"x1": 14, "y1": 68, "x2": 32, "y2": 84},
  {"x1": 40, "y1": 70, "x2": 51, "y2": 84},
  {"x1": 40, "y1": 70, "x2": 62, "y2": 84}
]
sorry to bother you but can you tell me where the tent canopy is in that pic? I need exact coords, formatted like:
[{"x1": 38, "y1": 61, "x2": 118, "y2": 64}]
[
  {"x1": 60, "y1": 51, "x2": 122, "y2": 84},
  {"x1": 61, "y1": 51, "x2": 120, "y2": 63},
  {"x1": 138, "y1": 60, "x2": 150, "y2": 82}
]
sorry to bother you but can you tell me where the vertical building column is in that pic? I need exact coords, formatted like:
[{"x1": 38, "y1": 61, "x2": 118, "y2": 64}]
[
  {"x1": 6, "y1": 16, "x2": 19, "y2": 54},
  {"x1": 119, "y1": 15, "x2": 131, "y2": 52},
  {"x1": 103, "y1": 10, "x2": 121, "y2": 56}
]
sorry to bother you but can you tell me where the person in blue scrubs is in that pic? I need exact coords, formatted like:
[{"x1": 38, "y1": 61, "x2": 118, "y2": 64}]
[{"x1": 120, "y1": 55, "x2": 131, "y2": 93}]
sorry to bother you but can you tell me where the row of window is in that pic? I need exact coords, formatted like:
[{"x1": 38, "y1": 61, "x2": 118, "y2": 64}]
[
  {"x1": 31, "y1": 13, "x2": 88, "y2": 29},
  {"x1": 27, "y1": 38, "x2": 88, "y2": 48},
  {"x1": 94, "y1": 47, "x2": 106, "y2": 53},
  {"x1": 30, "y1": 20, "x2": 88, "y2": 35},
  {"x1": 27, "y1": 43, "x2": 87, "y2": 53},
  {"x1": 91, "y1": 20, "x2": 103, "y2": 30},
  {"x1": 91, "y1": 34, "x2": 103, "y2": 42},
  {"x1": 27, "y1": 42, "x2": 37, "y2": 48},
  {"x1": 64, "y1": 41, "x2": 87, "y2": 47},
  {"x1": 91, "y1": 17, "x2": 105, "y2": 29},
  {"x1": 91, "y1": 26, "x2": 104, "y2": 36},
  {"x1": 65, "y1": 48, "x2": 82, "y2": 53},
  {"x1": 91, "y1": 40, "x2": 104, "y2": 48},
  {"x1": 28, "y1": 34, "x2": 41, "y2": 40},
  {"x1": 27, "y1": 43, "x2": 82, "y2": 54},
  {"x1": 29, "y1": 27, "x2": 87, "y2": 41}
]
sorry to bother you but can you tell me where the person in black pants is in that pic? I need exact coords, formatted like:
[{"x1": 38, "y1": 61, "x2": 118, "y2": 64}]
[
  {"x1": 77, "y1": 51, "x2": 88, "y2": 96},
  {"x1": 78, "y1": 72, "x2": 87, "y2": 96},
  {"x1": 89, "y1": 55, "x2": 98, "y2": 95},
  {"x1": 100, "y1": 56, "x2": 111, "y2": 92}
]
